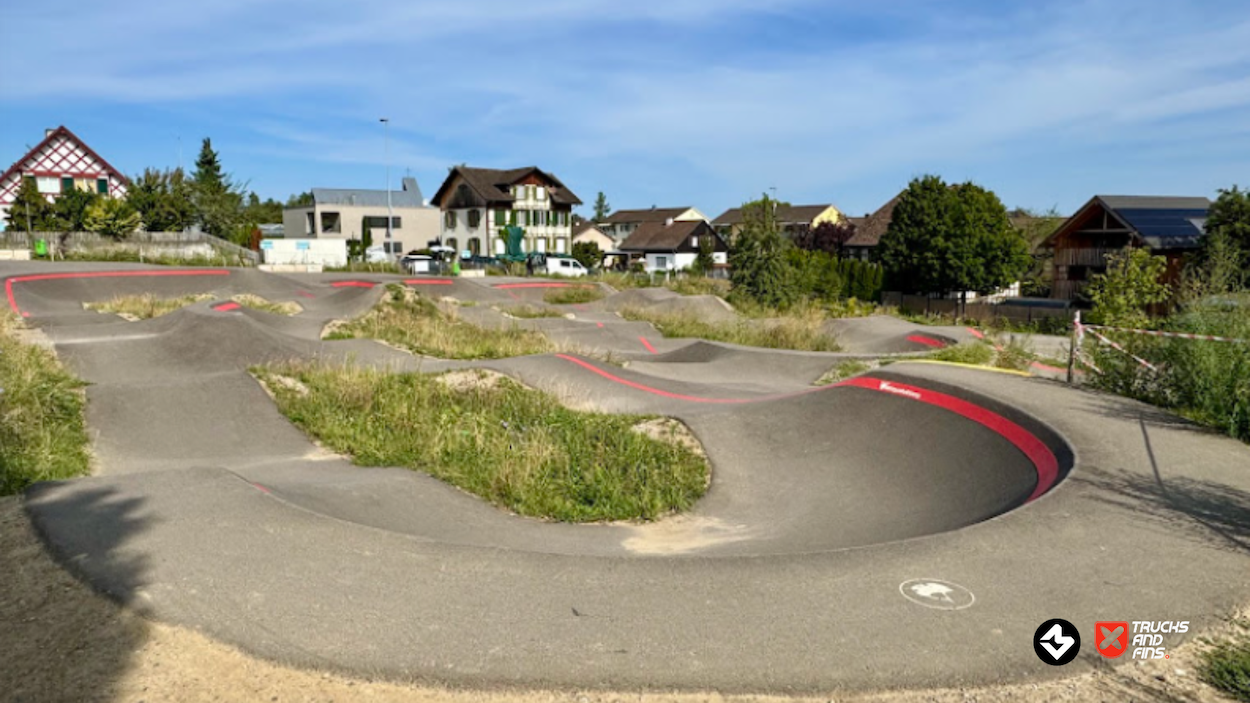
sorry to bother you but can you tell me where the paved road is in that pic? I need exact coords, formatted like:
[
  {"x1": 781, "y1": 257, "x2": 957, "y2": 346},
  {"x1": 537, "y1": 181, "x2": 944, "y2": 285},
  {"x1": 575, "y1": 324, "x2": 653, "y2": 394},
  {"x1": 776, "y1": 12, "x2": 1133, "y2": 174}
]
[{"x1": 6, "y1": 262, "x2": 1249, "y2": 694}]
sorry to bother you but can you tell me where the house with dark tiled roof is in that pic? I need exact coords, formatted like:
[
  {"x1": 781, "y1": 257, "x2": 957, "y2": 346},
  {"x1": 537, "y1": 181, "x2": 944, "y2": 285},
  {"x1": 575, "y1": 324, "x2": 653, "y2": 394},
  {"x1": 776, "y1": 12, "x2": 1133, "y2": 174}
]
[
  {"x1": 572, "y1": 220, "x2": 613, "y2": 253},
  {"x1": 428, "y1": 166, "x2": 582, "y2": 257},
  {"x1": 842, "y1": 193, "x2": 902, "y2": 261},
  {"x1": 599, "y1": 206, "x2": 707, "y2": 247},
  {"x1": 711, "y1": 203, "x2": 843, "y2": 241},
  {"x1": 0, "y1": 126, "x2": 130, "y2": 227},
  {"x1": 1041, "y1": 195, "x2": 1211, "y2": 300},
  {"x1": 618, "y1": 219, "x2": 727, "y2": 273}
]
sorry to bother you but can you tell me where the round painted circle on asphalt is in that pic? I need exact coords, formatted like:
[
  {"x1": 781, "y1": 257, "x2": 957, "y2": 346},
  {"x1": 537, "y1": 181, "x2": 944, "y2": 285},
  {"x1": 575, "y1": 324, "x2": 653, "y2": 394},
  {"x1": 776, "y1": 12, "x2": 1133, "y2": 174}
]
[{"x1": 898, "y1": 578, "x2": 976, "y2": 611}]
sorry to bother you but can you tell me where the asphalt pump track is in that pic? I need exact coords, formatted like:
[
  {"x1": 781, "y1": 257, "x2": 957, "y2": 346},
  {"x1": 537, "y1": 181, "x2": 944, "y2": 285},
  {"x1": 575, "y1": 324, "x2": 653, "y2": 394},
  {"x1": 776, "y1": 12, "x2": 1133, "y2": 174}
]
[{"x1": 5, "y1": 262, "x2": 1249, "y2": 694}]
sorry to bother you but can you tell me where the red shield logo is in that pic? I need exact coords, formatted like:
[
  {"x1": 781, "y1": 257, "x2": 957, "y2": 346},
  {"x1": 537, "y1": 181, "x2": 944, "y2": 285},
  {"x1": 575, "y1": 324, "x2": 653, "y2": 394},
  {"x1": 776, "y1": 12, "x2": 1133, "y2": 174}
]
[{"x1": 1095, "y1": 621, "x2": 1130, "y2": 658}]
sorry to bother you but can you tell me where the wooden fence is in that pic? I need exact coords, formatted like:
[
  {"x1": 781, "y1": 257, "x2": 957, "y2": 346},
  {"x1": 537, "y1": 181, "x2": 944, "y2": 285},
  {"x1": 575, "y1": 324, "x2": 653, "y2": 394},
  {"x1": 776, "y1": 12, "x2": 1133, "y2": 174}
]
[{"x1": 881, "y1": 292, "x2": 1073, "y2": 325}]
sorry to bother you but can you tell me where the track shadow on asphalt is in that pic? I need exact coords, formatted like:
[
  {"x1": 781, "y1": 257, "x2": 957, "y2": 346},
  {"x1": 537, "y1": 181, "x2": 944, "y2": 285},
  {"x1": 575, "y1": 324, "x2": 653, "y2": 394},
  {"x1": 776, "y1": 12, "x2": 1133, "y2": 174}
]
[
  {"x1": 1076, "y1": 421, "x2": 1250, "y2": 556},
  {"x1": 5, "y1": 486, "x2": 151, "y2": 701}
]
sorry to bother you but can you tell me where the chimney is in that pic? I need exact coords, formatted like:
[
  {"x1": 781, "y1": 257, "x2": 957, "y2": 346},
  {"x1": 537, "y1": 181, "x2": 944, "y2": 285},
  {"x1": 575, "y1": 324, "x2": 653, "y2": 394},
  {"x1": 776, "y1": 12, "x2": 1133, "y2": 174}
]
[
  {"x1": 665, "y1": 217, "x2": 674, "y2": 227},
  {"x1": 45, "y1": 128, "x2": 56, "y2": 138}
]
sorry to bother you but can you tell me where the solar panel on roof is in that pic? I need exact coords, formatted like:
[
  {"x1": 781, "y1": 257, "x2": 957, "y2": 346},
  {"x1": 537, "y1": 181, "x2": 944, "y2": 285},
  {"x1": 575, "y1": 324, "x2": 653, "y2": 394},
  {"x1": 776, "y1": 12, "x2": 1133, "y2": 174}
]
[{"x1": 1115, "y1": 208, "x2": 1208, "y2": 239}]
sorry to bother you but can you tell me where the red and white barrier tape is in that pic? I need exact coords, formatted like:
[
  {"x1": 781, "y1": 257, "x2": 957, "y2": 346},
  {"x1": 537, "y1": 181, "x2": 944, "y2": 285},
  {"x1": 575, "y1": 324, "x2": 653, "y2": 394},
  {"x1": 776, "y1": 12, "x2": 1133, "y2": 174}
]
[
  {"x1": 1081, "y1": 324, "x2": 1247, "y2": 344},
  {"x1": 1082, "y1": 327, "x2": 1158, "y2": 371}
]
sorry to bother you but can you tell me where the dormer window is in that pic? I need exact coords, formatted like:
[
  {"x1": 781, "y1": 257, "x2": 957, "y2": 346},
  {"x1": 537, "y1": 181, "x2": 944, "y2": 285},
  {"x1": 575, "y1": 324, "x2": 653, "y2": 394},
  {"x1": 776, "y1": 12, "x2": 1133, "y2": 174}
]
[{"x1": 535, "y1": 186, "x2": 546, "y2": 201}]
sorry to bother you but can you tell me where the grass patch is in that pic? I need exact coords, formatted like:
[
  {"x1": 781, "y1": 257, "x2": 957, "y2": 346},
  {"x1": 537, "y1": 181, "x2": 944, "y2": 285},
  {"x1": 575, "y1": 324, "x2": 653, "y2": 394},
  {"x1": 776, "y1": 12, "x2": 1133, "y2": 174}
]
[
  {"x1": 621, "y1": 305, "x2": 841, "y2": 351},
  {"x1": 84, "y1": 293, "x2": 214, "y2": 320},
  {"x1": 665, "y1": 277, "x2": 731, "y2": 297},
  {"x1": 815, "y1": 359, "x2": 872, "y2": 385},
  {"x1": 231, "y1": 294, "x2": 301, "y2": 316},
  {"x1": 323, "y1": 262, "x2": 403, "y2": 274},
  {"x1": 543, "y1": 286, "x2": 605, "y2": 305},
  {"x1": 501, "y1": 304, "x2": 565, "y2": 319},
  {"x1": 0, "y1": 314, "x2": 91, "y2": 496},
  {"x1": 254, "y1": 363, "x2": 709, "y2": 522},
  {"x1": 326, "y1": 284, "x2": 553, "y2": 359},
  {"x1": 1200, "y1": 618, "x2": 1250, "y2": 701},
  {"x1": 588, "y1": 272, "x2": 654, "y2": 290},
  {"x1": 927, "y1": 341, "x2": 995, "y2": 366}
]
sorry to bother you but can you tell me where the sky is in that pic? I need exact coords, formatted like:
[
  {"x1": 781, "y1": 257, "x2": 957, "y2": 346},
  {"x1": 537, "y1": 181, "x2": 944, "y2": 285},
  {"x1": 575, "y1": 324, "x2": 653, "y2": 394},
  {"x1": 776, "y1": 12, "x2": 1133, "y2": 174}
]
[{"x1": 1, "y1": 0, "x2": 1248, "y2": 219}]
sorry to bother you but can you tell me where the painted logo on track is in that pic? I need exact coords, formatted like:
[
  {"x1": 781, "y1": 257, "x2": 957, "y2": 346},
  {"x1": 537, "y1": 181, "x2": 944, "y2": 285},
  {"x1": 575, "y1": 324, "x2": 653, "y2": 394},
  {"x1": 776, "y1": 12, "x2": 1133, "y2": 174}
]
[
  {"x1": 898, "y1": 578, "x2": 975, "y2": 610},
  {"x1": 1095, "y1": 621, "x2": 1130, "y2": 658},
  {"x1": 878, "y1": 380, "x2": 923, "y2": 400},
  {"x1": 1034, "y1": 619, "x2": 1081, "y2": 665}
]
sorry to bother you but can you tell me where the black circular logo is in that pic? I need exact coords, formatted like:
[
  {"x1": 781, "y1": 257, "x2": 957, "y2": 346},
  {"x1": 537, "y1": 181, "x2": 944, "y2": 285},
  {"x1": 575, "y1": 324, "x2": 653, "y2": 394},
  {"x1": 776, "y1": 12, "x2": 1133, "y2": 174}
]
[{"x1": 1034, "y1": 618, "x2": 1081, "y2": 665}]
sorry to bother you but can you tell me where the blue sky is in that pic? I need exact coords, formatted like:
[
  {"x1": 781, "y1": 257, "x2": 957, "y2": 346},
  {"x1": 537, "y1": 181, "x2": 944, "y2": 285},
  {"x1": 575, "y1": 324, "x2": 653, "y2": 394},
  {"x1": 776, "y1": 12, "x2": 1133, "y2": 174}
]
[{"x1": 2, "y1": 0, "x2": 1248, "y2": 218}]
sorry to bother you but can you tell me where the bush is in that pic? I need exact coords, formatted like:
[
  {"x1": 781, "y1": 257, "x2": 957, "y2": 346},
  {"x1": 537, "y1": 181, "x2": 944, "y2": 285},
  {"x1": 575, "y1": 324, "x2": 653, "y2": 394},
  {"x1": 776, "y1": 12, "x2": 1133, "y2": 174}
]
[{"x1": 1087, "y1": 297, "x2": 1250, "y2": 443}]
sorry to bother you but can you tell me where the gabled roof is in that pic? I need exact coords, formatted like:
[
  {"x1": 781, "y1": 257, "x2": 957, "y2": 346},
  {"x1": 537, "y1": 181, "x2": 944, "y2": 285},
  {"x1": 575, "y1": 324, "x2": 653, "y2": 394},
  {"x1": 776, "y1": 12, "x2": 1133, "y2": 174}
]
[
  {"x1": 843, "y1": 192, "x2": 903, "y2": 248},
  {"x1": 619, "y1": 219, "x2": 713, "y2": 251},
  {"x1": 573, "y1": 220, "x2": 604, "y2": 237},
  {"x1": 601, "y1": 207, "x2": 696, "y2": 225},
  {"x1": 0, "y1": 125, "x2": 131, "y2": 191},
  {"x1": 712, "y1": 204, "x2": 834, "y2": 226},
  {"x1": 429, "y1": 166, "x2": 582, "y2": 207},
  {"x1": 1042, "y1": 195, "x2": 1212, "y2": 251},
  {"x1": 308, "y1": 177, "x2": 427, "y2": 209}
]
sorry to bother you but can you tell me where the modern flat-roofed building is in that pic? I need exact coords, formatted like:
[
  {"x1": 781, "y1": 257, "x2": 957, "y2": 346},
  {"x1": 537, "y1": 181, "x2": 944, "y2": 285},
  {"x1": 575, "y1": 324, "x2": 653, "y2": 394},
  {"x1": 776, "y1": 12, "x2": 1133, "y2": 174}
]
[{"x1": 282, "y1": 177, "x2": 439, "y2": 257}]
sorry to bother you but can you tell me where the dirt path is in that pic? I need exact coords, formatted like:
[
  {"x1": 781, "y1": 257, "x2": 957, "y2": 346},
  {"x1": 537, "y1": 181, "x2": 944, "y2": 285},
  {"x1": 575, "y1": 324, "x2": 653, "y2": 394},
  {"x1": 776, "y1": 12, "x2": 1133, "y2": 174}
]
[{"x1": 1, "y1": 496, "x2": 1238, "y2": 703}]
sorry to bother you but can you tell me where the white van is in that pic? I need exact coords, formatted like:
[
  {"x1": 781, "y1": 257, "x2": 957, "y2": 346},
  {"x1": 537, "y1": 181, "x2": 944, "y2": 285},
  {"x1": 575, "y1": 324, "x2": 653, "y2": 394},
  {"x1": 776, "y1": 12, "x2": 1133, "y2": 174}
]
[{"x1": 546, "y1": 257, "x2": 588, "y2": 278}]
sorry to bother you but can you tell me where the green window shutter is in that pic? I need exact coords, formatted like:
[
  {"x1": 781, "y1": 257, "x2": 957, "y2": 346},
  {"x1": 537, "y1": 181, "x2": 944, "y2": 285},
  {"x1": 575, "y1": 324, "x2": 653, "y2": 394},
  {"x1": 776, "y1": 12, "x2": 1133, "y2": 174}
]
[
  {"x1": 61, "y1": 177, "x2": 74, "y2": 193},
  {"x1": 97, "y1": 178, "x2": 108, "y2": 194}
]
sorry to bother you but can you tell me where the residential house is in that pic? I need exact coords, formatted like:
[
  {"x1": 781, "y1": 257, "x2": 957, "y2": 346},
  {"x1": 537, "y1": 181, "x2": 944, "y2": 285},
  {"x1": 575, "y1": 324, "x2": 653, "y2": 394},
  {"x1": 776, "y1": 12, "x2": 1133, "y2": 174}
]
[
  {"x1": 711, "y1": 203, "x2": 842, "y2": 241},
  {"x1": 1041, "y1": 195, "x2": 1211, "y2": 301},
  {"x1": 281, "y1": 177, "x2": 438, "y2": 258},
  {"x1": 619, "y1": 219, "x2": 728, "y2": 274},
  {"x1": 572, "y1": 220, "x2": 613, "y2": 253},
  {"x1": 599, "y1": 207, "x2": 707, "y2": 247},
  {"x1": 0, "y1": 126, "x2": 129, "y2": 226},
  {"x1": 843, "y1": 193, "x2": 903, "y2": 261},
  {"x1": 428, "y1": 166, "x2": 581, "y2": 256}
]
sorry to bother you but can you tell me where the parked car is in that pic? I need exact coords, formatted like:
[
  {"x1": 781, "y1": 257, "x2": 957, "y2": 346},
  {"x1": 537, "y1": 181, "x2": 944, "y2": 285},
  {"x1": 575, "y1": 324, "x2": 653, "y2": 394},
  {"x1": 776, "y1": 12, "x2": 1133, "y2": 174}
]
[{"x1": 546, "y1": 256, "x2": 589, "y2": 278}]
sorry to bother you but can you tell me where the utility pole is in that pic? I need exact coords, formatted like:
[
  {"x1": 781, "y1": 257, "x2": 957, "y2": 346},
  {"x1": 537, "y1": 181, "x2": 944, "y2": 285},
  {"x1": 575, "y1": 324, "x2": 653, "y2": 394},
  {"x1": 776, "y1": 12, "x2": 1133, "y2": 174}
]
[{"x1": 380, "y1": 118, "x2": 392, "y2": 245}]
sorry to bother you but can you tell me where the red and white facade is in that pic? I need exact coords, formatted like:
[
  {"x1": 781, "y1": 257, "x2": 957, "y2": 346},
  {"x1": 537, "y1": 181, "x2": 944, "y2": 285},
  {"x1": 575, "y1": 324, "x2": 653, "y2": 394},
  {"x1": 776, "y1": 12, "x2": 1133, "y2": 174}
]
[{"x1": 0, "y1": 126, "x2": 129, "y2": 225}]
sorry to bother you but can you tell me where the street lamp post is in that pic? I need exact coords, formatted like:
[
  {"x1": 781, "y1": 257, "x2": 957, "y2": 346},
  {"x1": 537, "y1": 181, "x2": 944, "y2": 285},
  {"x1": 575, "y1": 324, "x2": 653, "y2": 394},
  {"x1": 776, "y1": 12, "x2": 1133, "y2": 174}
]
[{"x1": 380, "y1": 118, "x2": 392, "y2": 245}]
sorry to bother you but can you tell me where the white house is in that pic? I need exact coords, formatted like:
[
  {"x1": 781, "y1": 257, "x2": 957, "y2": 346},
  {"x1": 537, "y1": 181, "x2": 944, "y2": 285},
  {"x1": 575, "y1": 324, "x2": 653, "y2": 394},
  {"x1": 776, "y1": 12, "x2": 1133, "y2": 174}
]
[
  {"x1": 619, "y1": 219, "x2": 729, "y2": 273},
  {"x1": 282, "y1": 177, "x2": 439, "y2": 258},
  {"x1": 428, "y1": 166, "x2": 582, "y2": 257},
  {"x1": 0, "y1": 126, "x2": 129, "y2": 226},
  {"x1": 599, "y1": 206, "x2": 707, "y2": 247}
]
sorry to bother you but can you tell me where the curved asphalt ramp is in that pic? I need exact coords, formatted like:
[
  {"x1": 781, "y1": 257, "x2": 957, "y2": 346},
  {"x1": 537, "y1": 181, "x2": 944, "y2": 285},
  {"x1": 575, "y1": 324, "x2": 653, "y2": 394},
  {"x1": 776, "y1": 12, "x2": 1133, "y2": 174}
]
[{"x1": 828, "y1": 314, "x2": 961, "y2": 353}]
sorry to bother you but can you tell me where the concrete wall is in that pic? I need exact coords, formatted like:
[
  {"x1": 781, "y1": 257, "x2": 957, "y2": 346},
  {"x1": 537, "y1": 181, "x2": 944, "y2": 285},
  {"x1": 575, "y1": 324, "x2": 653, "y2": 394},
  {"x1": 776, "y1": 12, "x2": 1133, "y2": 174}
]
[
  {"x1": 0, "y1": 231, "x2": 258, "y2": 264},
  {"x1": 261, "y1": 238, "x2": 347, "y2": 267}
]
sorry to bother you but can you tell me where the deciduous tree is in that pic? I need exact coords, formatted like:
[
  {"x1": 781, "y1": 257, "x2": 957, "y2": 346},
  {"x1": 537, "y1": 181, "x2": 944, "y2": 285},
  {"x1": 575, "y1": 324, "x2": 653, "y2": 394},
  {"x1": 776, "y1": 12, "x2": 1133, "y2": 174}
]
[
  {"x1": 876, "y1": 175, "x2": 1030, "y2": 304},
  {"x1": 1086, "y1": 247, "x2": 1171, "y2": 328}
]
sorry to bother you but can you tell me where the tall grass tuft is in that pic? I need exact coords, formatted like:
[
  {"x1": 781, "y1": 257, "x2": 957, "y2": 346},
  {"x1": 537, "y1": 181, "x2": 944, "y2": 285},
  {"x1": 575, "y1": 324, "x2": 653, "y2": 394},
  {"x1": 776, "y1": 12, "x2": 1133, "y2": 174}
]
[
  {"x1": 0, "y1": 314, "x2": 90, "y2": 495},
  {"x1": 85, "y1": 293, "x2": 214, "y2": 319},
  {"x1": 254, "y1": 363, "x2": 709, "y2": 522}
]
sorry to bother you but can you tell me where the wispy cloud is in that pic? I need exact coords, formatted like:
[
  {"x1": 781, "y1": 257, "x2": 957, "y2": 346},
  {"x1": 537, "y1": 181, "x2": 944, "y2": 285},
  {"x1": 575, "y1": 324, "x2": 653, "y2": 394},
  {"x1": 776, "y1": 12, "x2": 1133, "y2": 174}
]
[{"x1": 2, "y1": 0, "x2": 1247, "y2": 213}]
